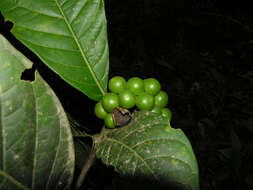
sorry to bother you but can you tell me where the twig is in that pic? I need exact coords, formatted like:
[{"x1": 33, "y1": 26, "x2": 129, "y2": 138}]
[
  {"x1": 75, "y1": 143, "x2": 97, "y2": 190},
  {"x1": 75, "y1": 125, "x2": 107, "y2": 189}
]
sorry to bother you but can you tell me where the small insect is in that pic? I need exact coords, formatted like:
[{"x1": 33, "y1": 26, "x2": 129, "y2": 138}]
[{"x1": 112, "y1": 107, "x2": 132, "y2": 127}]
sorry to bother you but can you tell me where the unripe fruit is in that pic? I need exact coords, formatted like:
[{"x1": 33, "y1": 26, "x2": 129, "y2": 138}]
[
  {"x1": 109, "y1": 76, "x2": 127, "y2": 93},
  {"x1": 154, "y1": 91, "x2": 168, "y2": 108},
  {"x1": 94, "y1": 102, "x2": 107, "y2": 119},
  {"x1": 127, "y1": 77, "x2": 144, "y2": 95},
  {"x1": 151, "y1": 106, "x2": 161, "y2": 114},
  {"x1": 161, "y1": 108, "x2": 172, "y2": 121},
  {"x1": 144, "y1": 78, "x2": 161, "y2": 96},
  {"x1": 136, "y1": 92, "x2": 154, "y2": 110},
  {"x1": 104, "y1": 113, "x2": 115, "y2": 128},
  {"x1": 102, "y1": 93, "x2": 119, "y2": 112},
  {"x1": 118, "y1": 90, "x2": 136, "y2": 109}
]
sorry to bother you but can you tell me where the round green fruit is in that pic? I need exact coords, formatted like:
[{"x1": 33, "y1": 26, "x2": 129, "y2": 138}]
[
  {"x1": 94, "y1": 102, "x2": 107, "y2": 119},
  {"x1": 161, "y1": 108, "x2": 172, "y2": 121},
  {"x1": 104, "y1": 113, "x2": 115, "y2": 128},
  {"x1": 118, "y1": 90, "x2": 136, "y2": 109},
  {"x1": 144, "y1": 78, "x2": 161, "y2": 96},
  {"x1": 151, "y1": 106, "x2": 161, "y2": 114},
  {"x1": 109, "y1": 76, "x2": 127, "y2": 93},
  {"x1": 136, "y1": 92, "x2": 154, "y2": 110},
  {"x1": 127, "y1": 77, "x2": 144, "y2": 95},
  {"x1": 102, "y1": 93, "x2": 119, "y2": 112},
  {"x1": 154, "y1": 91, "x2": 168, "y2": 108}
]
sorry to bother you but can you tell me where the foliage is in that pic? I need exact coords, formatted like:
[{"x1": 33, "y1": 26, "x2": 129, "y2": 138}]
[{"x1": 0, "y1": 35, "x2": 74, "y2": 190}]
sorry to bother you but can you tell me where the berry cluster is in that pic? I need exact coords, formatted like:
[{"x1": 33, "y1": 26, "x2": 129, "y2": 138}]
[{"x1": 94, "y1": 76, "x2": 172, "y2": 128}]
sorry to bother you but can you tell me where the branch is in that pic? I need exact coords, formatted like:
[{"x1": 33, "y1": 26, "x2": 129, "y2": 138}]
[{"x1": 75, "y1": 143, "x2": 97, "y2": 190}]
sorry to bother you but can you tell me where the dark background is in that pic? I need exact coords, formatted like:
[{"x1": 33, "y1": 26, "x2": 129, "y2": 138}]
[{"x1": 1, "y1": 0, "x2": 253, "y2": 189}]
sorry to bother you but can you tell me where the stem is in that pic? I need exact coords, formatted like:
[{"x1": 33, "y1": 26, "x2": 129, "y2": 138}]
[
  {"x1": 75, "y1": 143, "x2": 97, "y2": 190},
  {"x1": 75, "y1": 126, "x2": 107, "y2": 189}
]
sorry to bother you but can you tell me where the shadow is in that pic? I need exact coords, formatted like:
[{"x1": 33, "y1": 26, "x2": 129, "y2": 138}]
[{"x1": 108, "y1": 175, "x2": 192, "y2": 190}]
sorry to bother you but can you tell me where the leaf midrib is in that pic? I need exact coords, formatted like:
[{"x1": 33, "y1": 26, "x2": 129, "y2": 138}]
[{"x1": 54, "y1": 0, "x2": 105, "y2": 96}]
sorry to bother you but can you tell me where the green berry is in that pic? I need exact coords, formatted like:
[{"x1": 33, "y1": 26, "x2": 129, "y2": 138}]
[
  {"x1": 136, "y1": 92, "x2": 154, "y2": 110},
  {"x1": 151, "y1": 106, "x2": 161, "y2": 114},
  {"x1": 127, "y1": 77, "x2": 144, "y2": 95},
  {"x1": 144, "y1": 78, "x2": 161, "y2": 96},
  {"x1": 94, "y1": 102, "x2": 107, "y2": 119},
  {"x1": 161, "y1": 108, "x2": 172, "y2": 121},
  {"x1": 102, "y1": 93, "x2": 119, "y2": 112},
  {"x1": 104, "y1": 113, "x2": 115, "y2": 128},
  {"x1": 154, "y1": 91, "x2": 168, "y2": 108},
  {"x1": 118, "y1": 90, "x2": 136, "y2": 109},
  {"x1": 109, "y1": 76, "x2": 127, "y2": 93}
]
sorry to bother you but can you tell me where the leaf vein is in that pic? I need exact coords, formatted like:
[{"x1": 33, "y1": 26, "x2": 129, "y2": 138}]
[
  {"x1": 93, "y1": 35, "x2": 107, "y2": 69},
  {"x1": 16, "y1": 5, "x2": 64, "y2": 20},
  {"x1": 15, "y1": 34, "x2": 79, "y2": 53},
  {"x1": 121, "y1": 122, "x2": 162, "y2": 140},
  {"x1": 131, "y1": 138, "x2": 189, "y2": 149},
  {"x1": 31, "y1": 83, "x2": 38, "y2": 189},
  {"x1": 0, "y1": 88, "x2": 6, "y2": 171},
  {"x1": 15, "y1": 24, "x2": 72, "y2": 38},
  {"x1": 143, "y1": 155, "x2": 191, "y2": 169},
  {"x1": 54, "y1": 0, "x2": 105, "y2": 95},
  {"x1": 105, "y1": 137, "x2": 158, "y2": 179},
  {"x1": 0, "y1": 170, "x2": 29, "y2": 190},
  {"x1": 106, "y1": 142, "x2": 113, "y2": 164},
  {"x1": 69, "y1": 0, "x2": 88, "y2": 24},
  {"x1": 78, "y1": 2, "x2": 101, "y2": 40},
  {"x1": 46, "y1": 99, "x2": 62, "y2": 190},
  {"x1": 115, "y1": 145, "x2": 123, "y2": 168}
]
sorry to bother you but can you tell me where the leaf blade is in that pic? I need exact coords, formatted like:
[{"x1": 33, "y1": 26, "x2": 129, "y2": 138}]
[
  {"x1": 96, "y1": 111, "x2": 199, "y2": 190},
  {"x1": 0, "y1": 34, "x2": 75, "y2": 190},
  {"x1": 0, "y1": 0, "x2": 109, "y2": 100}
]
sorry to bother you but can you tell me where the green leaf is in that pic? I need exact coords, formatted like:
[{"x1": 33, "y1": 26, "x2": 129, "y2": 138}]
[
  {"x1": 0, "y1": 0, "x2": 109, "y2": 101},
  {"x1": 95, "y1": 111, "x2": 199, "y2": 190},
  {"x1": 0, "y1": 34, "x2": 74, "y2": 189}
]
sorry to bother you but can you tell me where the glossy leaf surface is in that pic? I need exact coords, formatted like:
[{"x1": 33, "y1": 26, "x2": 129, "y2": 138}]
[
  {"x1": 96, "y1": 111, "x2": 199, "y2": 190},
  {"x1": 0, "y1": 34, "x2": 74, "y2": 190},
  {"x1": 0, "y1": 0, "x2": 109, "y2": 100}
]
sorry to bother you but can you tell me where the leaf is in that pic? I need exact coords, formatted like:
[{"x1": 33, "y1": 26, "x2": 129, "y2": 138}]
[
  {"x1": 0, "y1": 34, "x2": 74, "y2": 189},
  {"x1": 0, "y1": 0, "x2": 109, "y2": 101},
  {"x1": 95, "y1": 111, "x2": 199, "y2": 190}
]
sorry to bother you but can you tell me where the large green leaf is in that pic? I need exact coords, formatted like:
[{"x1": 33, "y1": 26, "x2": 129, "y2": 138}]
[
  {"x1": 0, "y1": 34, "x2": 74, "y2": 189},
  {"x1": 95, "y1": 111, "x2": 199, "y2": 190},
  {"x1": 0, "y1": 0, "x2": 109, "y2": 101}
]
